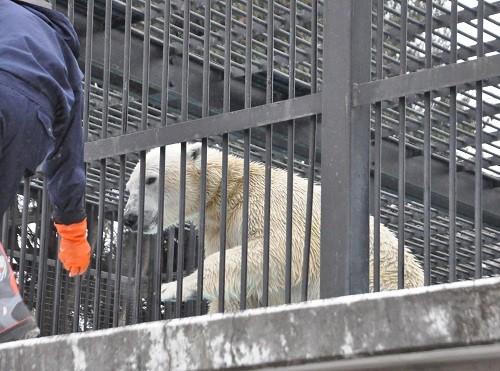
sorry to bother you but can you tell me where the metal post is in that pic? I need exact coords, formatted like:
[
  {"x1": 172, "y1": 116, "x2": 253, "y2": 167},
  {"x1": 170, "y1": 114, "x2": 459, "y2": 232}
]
[{"x1": 320, "y1": 0, "x2": 371, "y2": 297}]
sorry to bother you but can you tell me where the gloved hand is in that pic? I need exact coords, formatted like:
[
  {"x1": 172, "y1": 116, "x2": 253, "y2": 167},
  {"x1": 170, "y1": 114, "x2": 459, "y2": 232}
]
[{"x1": 54, "y1": 218, "x2": 92, "y2": 277}]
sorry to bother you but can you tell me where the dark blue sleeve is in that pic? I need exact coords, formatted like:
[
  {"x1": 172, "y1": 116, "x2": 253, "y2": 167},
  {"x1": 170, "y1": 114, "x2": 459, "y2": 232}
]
[{"x1": 43, "y1": 88, "x2": 87, "y2": 225}]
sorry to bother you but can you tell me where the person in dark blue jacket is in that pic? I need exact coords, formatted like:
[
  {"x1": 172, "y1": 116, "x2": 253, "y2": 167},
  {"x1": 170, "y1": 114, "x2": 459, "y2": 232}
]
[{"x1": 0, "y1": 0, "x2": 92, "y2": 342}]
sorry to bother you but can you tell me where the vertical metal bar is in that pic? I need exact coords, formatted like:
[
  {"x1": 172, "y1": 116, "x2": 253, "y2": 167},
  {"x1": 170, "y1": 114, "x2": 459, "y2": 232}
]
[
  {"x1": 132, "y1": 153, "x2": 146, "y2": 324},
  {"x1": 321, "y1": 1, "x2": 371, "y2": 297},
  {"x1": 152, "y1": 0, "x2": 171, "y2": 322},
  {"x1": 19, "y1": 177, "x2": 31, "y2": 294},
  {"x1": 132, "y1": 0, "x2": 152, "y2": 325},
  {"x1": 113, "y1": 0, "x2": 133, "y2": 328},
  {"x1": 67, "y1": 0, "x2": 75, "y2": 24},
  {"x1": 398, "y1": 0, "x2": 408, "y2": 290},
  {"x1": 373, "y1": 0, "x2": 384, "y2": 293},
  {"x1": 74, "y1": 0, "x2": 94, "y2": 333},
  {"x1": 197, "y1": 139, "x2": 207, "y2": 315},
  {"x1": 175, "y1": 144, "x2": 186, "y2": 318},
  {"x1": 301, "y1": 0, "x2": 318, "y2": 301},
  {"x1": 174, "y1": 0, "x2": 190, "y2": 319},
  {"x1": 285, "y1": 0, "x2": 296, "y2": 304},
  {"x1": 217, "y1": 0, "x2": 232, "y2": 313},
  {"x1": 28, "y1": 190, "x2": 41, "y2": 310},
  {"x1": 93, "y1": 0, "x2": 112, "y2": 330},
  {"x1": 36, "y1": 179, "x2": 51, "y2": 331},
  {"x1": 240, "y1": 0, "x2": 253, "y2": 311},
  {"x1": 103, "y1": 217, "x2": 114, "y2": 327},
  {"x1": 262, "y1": 0, "x2": 274, "y2": 308},
  {"x1": 196, "y1": 0, "x2": 209, "y2": 316},
  {"x1": 82, "y1": 0, "x2": 94, "y2": 143},
  {"x1": 51, "y1": 252, "x2": 63, "y2": 335},
  {"x1": 423, "y1": 0, "x2": 432, "y2": 286},
  {"x1": 475, "y1": 0, "x2": 484, "y2": 279},
  {"x1": 219, "y1": 134, "x2": 228, "y2": 313},
  {"x1": 1, "y1": 210, "x2": 8, "y2": 248},
  {"x1": 448, "y1": 0, "x2": 458, "y2": 283},
  {"x1": 185, "y1": 225, "x2": 196, "y2": 316},
  {"x1": 166, "y1": 227, "x2": 175, "y2": 319}
]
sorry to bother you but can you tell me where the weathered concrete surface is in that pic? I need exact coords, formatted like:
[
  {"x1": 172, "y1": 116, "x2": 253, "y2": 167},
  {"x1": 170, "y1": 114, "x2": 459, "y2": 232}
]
[{"x1": 1, "y1": 277, "x2": 500, "y2": 370}]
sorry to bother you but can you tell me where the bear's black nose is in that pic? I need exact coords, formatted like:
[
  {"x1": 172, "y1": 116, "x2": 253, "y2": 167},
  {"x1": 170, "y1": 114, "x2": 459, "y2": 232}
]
[{"x1": 124, "y1": 213, "x2": 138, "y2": 229}]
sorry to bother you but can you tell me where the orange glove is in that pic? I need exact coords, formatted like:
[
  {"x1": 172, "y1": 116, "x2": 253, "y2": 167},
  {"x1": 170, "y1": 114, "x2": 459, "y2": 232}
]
[{"x1": 54, "y1": 218, "x2": 92, "y2": 277}]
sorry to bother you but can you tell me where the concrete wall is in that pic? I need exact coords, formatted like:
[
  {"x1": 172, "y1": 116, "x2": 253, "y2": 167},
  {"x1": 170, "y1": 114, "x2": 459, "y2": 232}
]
[{"x1": 1, "y1": 277, "x2": 500, "y2": 370}]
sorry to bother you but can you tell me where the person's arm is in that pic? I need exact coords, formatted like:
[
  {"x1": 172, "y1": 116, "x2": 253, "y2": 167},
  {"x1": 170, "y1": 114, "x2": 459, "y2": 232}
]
[{"x1": 44, "y1": 91, "x2": 91, "y2": 277}]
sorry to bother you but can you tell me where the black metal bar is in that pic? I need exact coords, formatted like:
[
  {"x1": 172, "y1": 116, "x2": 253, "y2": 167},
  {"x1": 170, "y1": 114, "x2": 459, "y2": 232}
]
[
  {"x1": 285, "y1": 0, "x2": 296, "y2": 304},
  {"x1": 19, "y1": 177, "x2": 31, "y2": 294},
  {"x1": 36, "y1": 179, "x2": 50, "y2": 331},
  {"x1": 423, "y1": 0, "x2": 433, "y2": 286},
  {"x1": 67, "y1": 0, "x2": 74, "y2": 24},
  {"x1": 132, "y1": 152, "x2": 146, "y2": 324},
  {"x1": 175, "y1": 144, "x2": 186, "y2": 318},
  {"x1": 373, "y1": 0, "x2": 383, "y2": 293},
  {"x1": 397, "y1": 0, "x2": 408, "y2": 290},
  {"x1": 261, "y1": 0, "x2": 274, "y2": 308},
  {"x1": 239, "y1": 0, "x2": 252, "y2": 311},
  {"x1": 112, "y1": 0, "x2": 133, "y2": 328},
  {"x1": 92, "y1": 0, "x2": 112, "y2": 329},
  {"x1": 449, "y1": 0, "x2": 458, "y2": 283},
  {"x1": 301, "y1": 0, "x2": 318, "y2": 302},
  {"x1": 353, "y1": 54, "x2": 500, "y2": 106},
  {"x1": 219, "y1": 133, "x2": 228, "y2": 313},
  {"x1": 51, "y1": 254, "x2": 63, "y2": 335},
  {"x1": 197, "y1": 0, "x2": 209, "y2": 316},
  {"x1": 475, "y1": 0, "x2": 484, "y2": 279},
  {"x1": 84, "y1": 93, "x2": 322, "y2": 162},
  {"x1": 196, "y1": 138, "x2": 207, "y2": 315},
  {"x1": 166, "y1": 227, "x2": 175, "y2": 319},
  {"x1": 321, "y1": 1, "x2": 371, "y2": 298}
]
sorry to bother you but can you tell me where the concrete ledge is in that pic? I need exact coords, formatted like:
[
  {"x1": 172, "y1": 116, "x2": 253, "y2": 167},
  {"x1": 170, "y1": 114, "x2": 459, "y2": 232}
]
[{"x1": 1, "y1": 278, "x2": 500, "y2": 370}]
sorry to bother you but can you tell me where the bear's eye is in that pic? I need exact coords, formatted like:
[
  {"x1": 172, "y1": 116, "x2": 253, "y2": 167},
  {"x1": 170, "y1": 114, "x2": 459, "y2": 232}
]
[{"x1": 146, "y1": 176, "x2": 157, "y2": 185}]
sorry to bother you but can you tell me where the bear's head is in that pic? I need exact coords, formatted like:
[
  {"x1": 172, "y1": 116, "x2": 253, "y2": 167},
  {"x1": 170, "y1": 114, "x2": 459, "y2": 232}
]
[{"x1": 123, "y1": 142, "x2": 204, "y2": 234}]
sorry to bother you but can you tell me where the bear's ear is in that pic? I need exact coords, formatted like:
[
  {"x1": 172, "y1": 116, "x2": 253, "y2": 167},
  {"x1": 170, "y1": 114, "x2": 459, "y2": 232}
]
[{"x1": 187, "y1": 142, "x2": 202, "y2": 165}]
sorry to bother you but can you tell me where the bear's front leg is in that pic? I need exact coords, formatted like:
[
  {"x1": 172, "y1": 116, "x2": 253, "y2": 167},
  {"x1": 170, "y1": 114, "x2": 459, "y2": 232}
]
[{"x1": 161, "y1": 270, "x2": 199, "y2": 302}]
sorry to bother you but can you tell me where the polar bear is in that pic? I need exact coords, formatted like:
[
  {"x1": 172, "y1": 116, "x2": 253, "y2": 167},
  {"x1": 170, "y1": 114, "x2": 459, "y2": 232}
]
[{"x1": 124, "y1": 142, "x2": 424, "y2": 314}]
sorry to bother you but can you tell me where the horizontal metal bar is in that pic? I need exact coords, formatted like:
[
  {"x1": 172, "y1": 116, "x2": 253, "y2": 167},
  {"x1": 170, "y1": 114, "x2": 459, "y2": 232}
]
[
  {"x1": 353, "y1": 54, "x2": 500, "y2": 105},
  {"x1": 84, "y1": 93, "x2": 322, "y2": 161},
  {"x1": 376, "y1": 139, "x2": 500, "y2": 229}
]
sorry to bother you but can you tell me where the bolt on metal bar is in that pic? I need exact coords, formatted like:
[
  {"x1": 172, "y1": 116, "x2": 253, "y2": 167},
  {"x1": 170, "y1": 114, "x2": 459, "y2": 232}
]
[
  {"x1": 397, "y1": 0, "x2": 408, "y2": 290},
  {"x1": 373, "y1": 0, "x2": 384, "y2": 293},
  {"x1": 449, "y1": 0, "x2": 458, "y2": 283},
  {"x1": 301, "y1": 0, "x2": 318, "y2": 301},
  {"x1": 285, "y1": 0, "x2": 297, "y2": 304},
  {"x1": 475, "y1": 0, "x2": 484, "y2": 279},
  {"x1": 423, "y1": 0, "x2": 433, "y2": 286}
]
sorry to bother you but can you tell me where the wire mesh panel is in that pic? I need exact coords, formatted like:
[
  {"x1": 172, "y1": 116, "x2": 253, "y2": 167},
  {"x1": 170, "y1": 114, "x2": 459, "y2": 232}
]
[{"x1": 2, "y1": 0, "x2": 499, "y2": 339}]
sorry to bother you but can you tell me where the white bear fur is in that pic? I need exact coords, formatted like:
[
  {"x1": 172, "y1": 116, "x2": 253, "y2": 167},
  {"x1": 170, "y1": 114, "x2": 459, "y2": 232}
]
[{"x1": 124, "y1": 143, "x2": 424, "y2": 314}]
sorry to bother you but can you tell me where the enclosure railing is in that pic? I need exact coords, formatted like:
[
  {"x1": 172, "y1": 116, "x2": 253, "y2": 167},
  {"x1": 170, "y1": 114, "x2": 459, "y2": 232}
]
[{"x1": 2, "y1": 0, "x2": 499, "y2": 337}]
